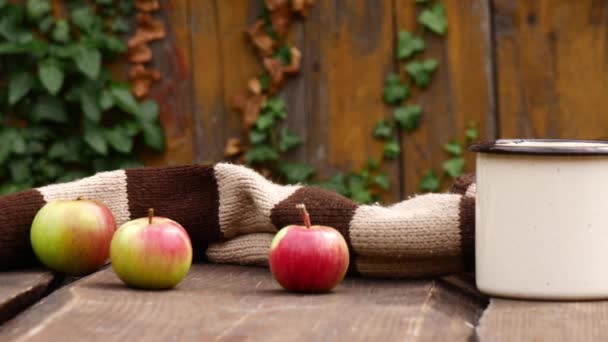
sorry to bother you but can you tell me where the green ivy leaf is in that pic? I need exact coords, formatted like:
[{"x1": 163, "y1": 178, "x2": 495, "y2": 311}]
[
  {"x1": 383, "y1": 139, "x2": 400, "y2": 159},
  {"x1": 110, "y1": 83, "x2": 140, "y2": 115},
  {"x1": 104, "y1": 35, "x2": 127, "y2": 53},
  {"x1": 373, "y1": 173, "x2": 390, "y2": 190},
  {"x1": 38, "y1": 58, "x2": 64, "y2": 95},
  {"x1": 51, "y1": 19, "x2": 70, "y2": 43},
  {"x1": 99, "y1": 89, "x2": 115, "y2": 110},
  {"x1": 259, "y1": 73, "x2": 270, "y2": 92},
  {"x1": 139, "y1": 100, "x2": 159, "y2": 122},
  {"x1": 250, "y1": 129, "x2": 267, "y2": 144},
  {"x1": 12, "y1": 132, "x2": 26, "y2": 154},
  {"x1": 80, "y1": 90, "x2": 101, "y2": 123},
  {"x1": 419, "y1": 170, "x2": 440, "y2": 192},
  {"x1": 315, "y1": 173, "x2": 348, "y2": 196},
  {"x1": 110, "y1": 17, "x2": 130, "y2": 33},
  {"x1": 141, "y1": 122, "x2": 164, "y2": 151},
  {"x1": 83, "y1": 121, "x2": 107, "y2": 155},
  {"x1": 367, "y1": 157, "x2": 379, "y2": 170},
  {"x1": 38, "y1": 15, "x2": 53, "y2": 33},
  {"x1": 273, "y1": 46, "x2": 291, "y2": 65},
  {"x1": 8, "y1": 71, "x2": 34, "y2": 105},
  {"x1": 279, "y1": 163, "x2": 314, "y2": 183},
  {"x1": 104, "y1": 127, "x2": 133, "y2": 153},
  {"x1": 26, "y1": 0, "x2": 50, "y2": 20},
  {"x1": 347, "y1": 173, "x2": 373, "y2": 204},
  {"x1": 9, "y1": 158, "x2": 32, "y2": 183},
  {"x1": 466, "y1": 121, "x2": 478, "y2": 141},
  {"x1": 74, "y1": 44, "x2": 101, "y2": 79},
  {"x1": 443, "y1": 157, "x2": 465, "y2": 178},
  {"x1": 418, "y1": 3, "x2": 447, "y2": 36},
  {"x1": 383, "y1": 73, "x2": 409, "y2": 104},
  {"x1": 394, "y1": 105, "x2": 422, "y2": 132},
  {"x1": 245, "y1": 145, "x2": 279, "y2": 164},
  {"x1": 0, "y1": 182, "x2": 29, "y2": 195},
  {"x1": 405, "y1": 59, "x2": 438, "y2": 88},
  {"x1": 373, "y1": 119, "x2": 393, "y2": 139},
  {"x1": 397, "y1": 31, "x2": 424, "y2": 59},
  {"x1": 278, "y1": 127, "x2": 301, "y2": 152},
  {"x1": 32, "y1": 96, "x2": 67, "y2": 123},
  {"x1": 70, "y1": 6, "x2": 94, "y2": 31},
  {"x1": 263, "y1": 97, "x2": 286, "y2": 118},
  {"x1": 255, "y1": 113, "x2": 275, "y2": 131},
  {"x1": 443, "y1": 140, "x2": 462, "y2": 156}
]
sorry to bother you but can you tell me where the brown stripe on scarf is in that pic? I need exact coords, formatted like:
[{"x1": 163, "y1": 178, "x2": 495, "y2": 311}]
[
  {"x1": 270, "y1": 187, "x2": 360, "y2": 274},
  {"x1": 451, "y1": 173, "x2": 476, "y2": 195},
  {"x1": 126, "y1": 165, "x2": 221, "y2": 258},
  {"x1": 0, "y1": 189, "x2": 46, "y2": 269},
  {"x1": 459, "y1": 195, "x2": 475, "y2": 272}
]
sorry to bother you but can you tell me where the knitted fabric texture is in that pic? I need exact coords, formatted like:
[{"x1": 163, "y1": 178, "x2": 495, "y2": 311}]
[{"x1": 0, "y1": 163, "x2": 476, "y2": 277}]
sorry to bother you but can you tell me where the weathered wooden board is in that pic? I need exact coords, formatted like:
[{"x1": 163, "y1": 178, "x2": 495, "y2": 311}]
[
  {"x1": 293, "y1": 0, "x2": 401, "y2": 202},
  {"x1": 142, "y1": 0, "x2": 196, "y2": 166},
  {"x1": 395, "y1": 0, "x2": 496, "y2": 194},
  {"x1": 477, "y1": 298, "x2": 608, "y2": 341},
  {"x1": 0, "y1": 270, "x2": 55, "y2": 324},
  {"x1": 189, "y1": 0, "x2": 261, "y2": 164},
  {"x1": 0, "y1": 264, "x2": 485, "y2": 341},
  {"x1": 493, "y1": 0, "x2": 608, "y2": 139}
]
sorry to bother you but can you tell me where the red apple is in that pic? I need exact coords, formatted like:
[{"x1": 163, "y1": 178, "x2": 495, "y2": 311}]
[
  {"x1": 110, "y1": 208, "x2": 192, "y2": 289},
  {"x1": 269, "y1": 204, "x2": 350, "y2": 292},
  {"x1": 30, "y1": 198, "x2": 117, "y2": 275}
]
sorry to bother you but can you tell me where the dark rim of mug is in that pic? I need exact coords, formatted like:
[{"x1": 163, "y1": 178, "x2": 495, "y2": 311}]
[{"x1": 468, "y1": 139, "x2": 608, "y2": 155}]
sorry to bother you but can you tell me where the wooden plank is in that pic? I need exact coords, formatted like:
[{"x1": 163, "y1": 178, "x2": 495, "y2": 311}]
[
  {"x1": 0, "y1": 264, "x2": 485, "y2": 341},
  {"x1": 477, "y1": 299, "x2": 608, "y2": 341},
  {"x1": 395, "y1": 0, "x2": 496, "y2": 195},
  {"x1": 288, "y1": 0, "x2": 401, "y2": 202},
  {"x1": 494, "y1": 0, "x2": 608, "y2": 139},
  {"x1": 142, "y1": 0, "x2": 196, "y2": 166},
  {"x1": 190, "y1": 0, "x2": 261, "y2": 164},
  {"x1": 0, "y1": 270, "x2": 55, "y2": 324}
]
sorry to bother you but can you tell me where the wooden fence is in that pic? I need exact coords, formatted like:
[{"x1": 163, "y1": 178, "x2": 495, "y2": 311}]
[{"x1": 143, "y1": 0, "x2": 608, "y2": 201}]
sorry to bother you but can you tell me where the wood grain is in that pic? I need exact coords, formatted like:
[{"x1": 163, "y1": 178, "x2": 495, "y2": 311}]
[
  {"x1": 0, "y1": 270, "x2": 55, "y2": 325},
  {"x1": 190, "y1": 0, "x2": 262, "y2": 164},
  {"x1": 142, "y1": 0, "x2": 195, "y2": 166},
  {"x1": 477, "y1": 299, "x2": 608, "y2": 341},
  {"x1": 493, "y1": 0, "x2": 608, "y2": 139},
  {"x1": 395, "y1": 0, "x2": 496, "y2": 195},
  {"x1": 296, "y1": 0, "x2": 401, "y2": 202},
  {"x1": 0, "y1": 264, "x2": 485, "y2": 341}
]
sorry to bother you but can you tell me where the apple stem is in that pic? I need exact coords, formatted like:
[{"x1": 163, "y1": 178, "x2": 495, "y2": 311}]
[
  {"x1": 148, "y1": 208, "x2": 154, "y2": 224},
  {"x1": 296, "y1": 204, "x2": 311, "y2": 229},
  {"x1": 76, "y1": 196, "x2": 82, "y2": 201}
]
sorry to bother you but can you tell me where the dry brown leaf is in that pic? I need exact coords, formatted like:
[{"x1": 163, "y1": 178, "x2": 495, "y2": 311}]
[
  {"x1": 129, "y1": 64, "x2": 161, "y2": 98},
  {"x1": 224, "y1": 138, "x2": 244, "y2": 157},
  {"x1": 264, "y1": 0, "x2": 288, "y2": 10},
  {"x1": 128, "y1": 13, "x2": 166, "y2": 47},
  {"x1": 232, "y1": 94, "x2": 266, "y2": 128},
  {"x1": 282, "y1": 47, "x2": 302, "y2": 74},
  {"x1": 292, "y1": 0, "x2": 314, "y2": 17},
  {"x1": 248, "y1": 78, "x2": 262, "y2": 95},
  {"x1": 263, "y1": 57, "x2": 285, "y2": 94},
  {"x1": 127, "y1": 43, "x2": 152, "y2": 63},
  {"x1": 270, "y1": 2, "x2": 292, "y2": 38},
  {"x1": 246, "y1": 20, "x2": 275, "y2": 56},
  {"x1": 135, "y1": 0, "x2": 160, "y2": 12}
]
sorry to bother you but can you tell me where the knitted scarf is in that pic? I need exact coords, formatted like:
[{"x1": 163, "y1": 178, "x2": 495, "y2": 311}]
[{"x1": 0, "y1": 163, "x2": 476, "y2": 277}]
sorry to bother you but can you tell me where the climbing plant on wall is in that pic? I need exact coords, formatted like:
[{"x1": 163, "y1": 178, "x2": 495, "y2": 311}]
[{"x1": 0, "y1": 0, "x2": 165, "y2": 195}]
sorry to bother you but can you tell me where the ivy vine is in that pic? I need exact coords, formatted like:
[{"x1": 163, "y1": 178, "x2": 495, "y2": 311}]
[
  {"x1": 233, "y1": 0, "x2": 476, "y2": 202},
  {"x1": 0, "y1": 0, "x2": 165, "y2": 195}
]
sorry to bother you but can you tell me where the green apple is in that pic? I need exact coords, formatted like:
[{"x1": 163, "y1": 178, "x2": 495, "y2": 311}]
[
  {"x1": 30, "y1": 199, "x2": 117, "y2": 275},
  {"x1": 110, "y1": 209, "x2": 192, "y2": 289}
]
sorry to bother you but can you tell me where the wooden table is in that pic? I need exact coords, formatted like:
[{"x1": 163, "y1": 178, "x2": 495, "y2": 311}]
[{"x1": 0, "y1": 264, "x2": 605, "y2": 341}]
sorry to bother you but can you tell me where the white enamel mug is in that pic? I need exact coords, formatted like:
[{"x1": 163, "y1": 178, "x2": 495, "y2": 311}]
[{"x1": 470, "y1": 139, "x2": 608, "y2": 300}]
